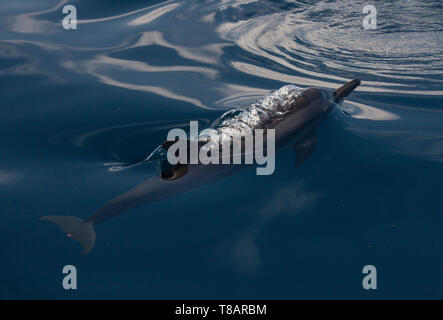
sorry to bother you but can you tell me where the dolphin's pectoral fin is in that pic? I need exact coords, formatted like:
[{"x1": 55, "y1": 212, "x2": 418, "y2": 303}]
[{"x1": 293, "y1": 130, "x2": 317, "y2": 167}]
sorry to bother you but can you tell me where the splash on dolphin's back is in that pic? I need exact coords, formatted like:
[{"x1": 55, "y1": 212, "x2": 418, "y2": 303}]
[{"x1": 206, "y1": 85, "x2": 304, "y2": 141}]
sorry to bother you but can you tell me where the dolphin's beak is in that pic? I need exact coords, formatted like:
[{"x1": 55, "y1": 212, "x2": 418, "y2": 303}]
[{"x1": 333, "y1": 79, "x2": 361, "y2": 102}]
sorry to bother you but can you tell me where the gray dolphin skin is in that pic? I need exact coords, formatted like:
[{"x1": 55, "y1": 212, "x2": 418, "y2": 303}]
[{"x1": 41, "y1": 79, "x2": 361, "y2": 253}]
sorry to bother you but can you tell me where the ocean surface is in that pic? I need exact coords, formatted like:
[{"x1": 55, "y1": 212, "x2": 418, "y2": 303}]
[{"x1": 1, "y1": 0, "x2": 442, "y2": 299}]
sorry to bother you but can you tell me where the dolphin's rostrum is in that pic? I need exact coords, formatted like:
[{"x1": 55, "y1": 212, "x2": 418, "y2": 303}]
[{"x1": 41, "y1": 79, "x2": 361, "y2": 253}]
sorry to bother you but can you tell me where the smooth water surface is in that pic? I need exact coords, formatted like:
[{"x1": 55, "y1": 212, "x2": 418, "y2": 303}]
[{"x1": 1, "y1": 0, "x2": 442, "y2": 298}]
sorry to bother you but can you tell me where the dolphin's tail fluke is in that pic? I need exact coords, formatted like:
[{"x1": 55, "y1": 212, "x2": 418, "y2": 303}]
[
  {"x1": 40, "y1": 216, "x2": 96, "y2": 254},
  {"x1": 333, "y1": 79, "x2": 361, "y2": 102}
]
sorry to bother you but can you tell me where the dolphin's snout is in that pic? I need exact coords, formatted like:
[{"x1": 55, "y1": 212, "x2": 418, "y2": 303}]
[{"x1": 333, "y1": 79, "x2": 361, "y2": 102}]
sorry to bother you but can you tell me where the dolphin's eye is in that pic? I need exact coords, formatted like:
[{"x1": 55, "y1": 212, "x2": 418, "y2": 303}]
[
  {"x1": 161, "y1": 168, "x2": 174, "y2": 180},
  {"x1": 161, "y1": 164, "x2": 188, "y2": 181}
]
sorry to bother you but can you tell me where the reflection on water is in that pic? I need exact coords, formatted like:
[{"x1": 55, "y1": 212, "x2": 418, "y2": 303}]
[{"x1": 1, "y1": 0, "x2": 443, "y2": 299}]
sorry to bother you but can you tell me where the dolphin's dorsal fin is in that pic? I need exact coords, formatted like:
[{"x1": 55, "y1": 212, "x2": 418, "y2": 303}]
[{"x1": 294, "y1": 130, "x2": 317, "y2": 167}]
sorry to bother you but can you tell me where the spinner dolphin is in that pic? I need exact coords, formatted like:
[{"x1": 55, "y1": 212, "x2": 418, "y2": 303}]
[{"x1": 41, "y1": 79, "x2": 361, "y2": 253}]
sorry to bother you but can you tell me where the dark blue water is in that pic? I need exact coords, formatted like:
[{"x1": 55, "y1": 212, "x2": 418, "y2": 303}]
[{"x1": 1, "y1": 0, "x2": 443, "y2": 299}]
